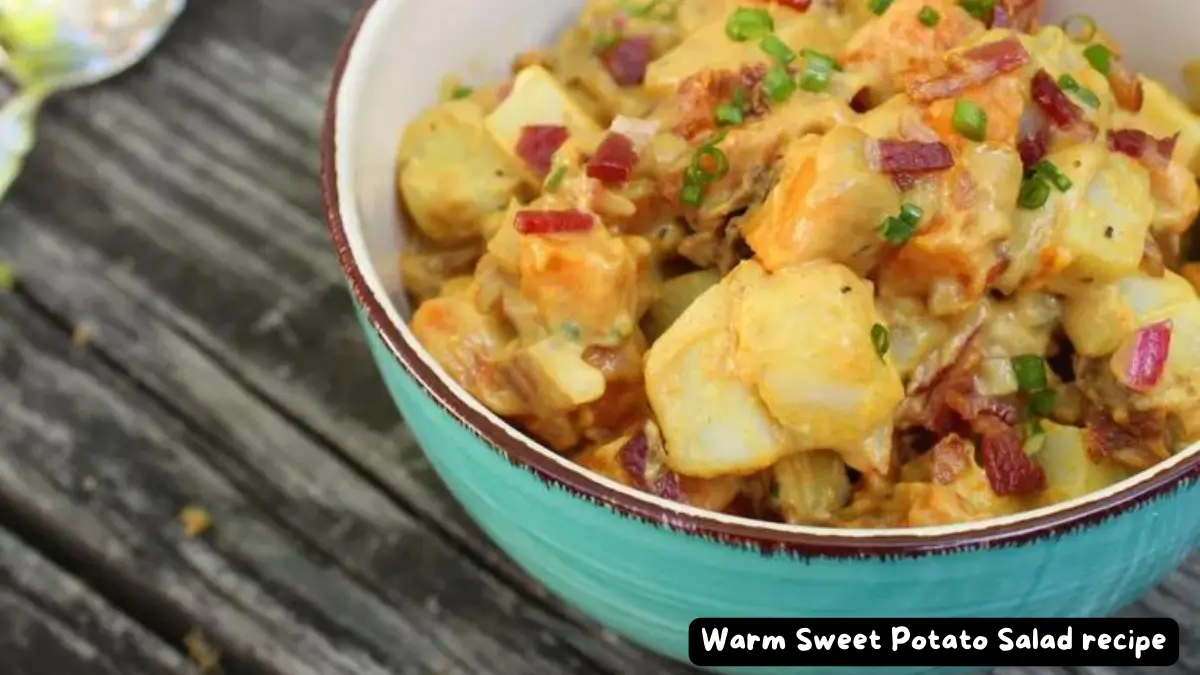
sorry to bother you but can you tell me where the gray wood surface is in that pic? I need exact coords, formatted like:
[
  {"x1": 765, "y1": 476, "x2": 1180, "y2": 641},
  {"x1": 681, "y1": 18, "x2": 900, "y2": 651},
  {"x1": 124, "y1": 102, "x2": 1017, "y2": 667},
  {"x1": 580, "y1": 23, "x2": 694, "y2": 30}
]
[{"x1": 0, "y1": 0, "x2": 1195, "y2": 673}]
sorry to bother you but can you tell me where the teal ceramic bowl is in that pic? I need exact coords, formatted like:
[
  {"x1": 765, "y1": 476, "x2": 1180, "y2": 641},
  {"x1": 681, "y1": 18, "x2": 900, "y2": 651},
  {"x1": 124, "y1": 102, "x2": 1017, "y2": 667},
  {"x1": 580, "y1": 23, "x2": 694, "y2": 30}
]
[{"x1": 320, "y1": 1, "x2": 1200, "y2": 672}]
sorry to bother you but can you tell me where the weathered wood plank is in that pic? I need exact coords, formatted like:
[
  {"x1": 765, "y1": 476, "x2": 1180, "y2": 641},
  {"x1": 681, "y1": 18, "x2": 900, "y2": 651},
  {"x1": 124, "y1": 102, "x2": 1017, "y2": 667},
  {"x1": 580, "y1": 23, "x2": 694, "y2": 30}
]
[
  {"x1": 0, "y1": 292, "x2": 669, "y2": 675},
  {"x1": 0, "y1": 527, "x2": 197, "y2": 675}
]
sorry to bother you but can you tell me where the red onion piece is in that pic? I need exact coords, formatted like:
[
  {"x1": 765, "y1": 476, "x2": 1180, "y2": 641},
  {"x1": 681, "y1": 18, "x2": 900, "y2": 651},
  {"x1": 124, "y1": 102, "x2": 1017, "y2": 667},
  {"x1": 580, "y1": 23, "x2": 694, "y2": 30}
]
[
  {"x1": 1111, "y1": 320, "x2": 1173, "y2": 392},
  {"x1": 586, "y1": 133, "x2": 639, "y2": 184},
  {"x1": 600, "y1": 35, "x2": 654, "y2": 87},
  {"x1": 774, "y1": 0, "x2": 813, "y2": 10},
  {"x1": 513, "y1": 209, "x2": 596, "y2": 235},
  {"x1": 516, "y1": 125, "x2": 570, "y2": 177},
  {"x1": 1017, "y1": 105, "x2": 1051, "y2": 168}
]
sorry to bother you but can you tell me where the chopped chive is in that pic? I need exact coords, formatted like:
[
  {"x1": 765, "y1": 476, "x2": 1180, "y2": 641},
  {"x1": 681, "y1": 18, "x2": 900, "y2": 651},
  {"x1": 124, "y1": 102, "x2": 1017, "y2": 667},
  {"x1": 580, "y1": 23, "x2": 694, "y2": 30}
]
[
  {"x1": 918, "y1": 5, "x2": 940, "y2": 27},
  {"x1": 878, "y1": 216, "x2": 917, "y2": 244},
  {"x1": 451, "y1": 85, "x2": 474, "y2": 100},
  {"x1": 760, "y1": 34, "x2": 796, "y2": 65},
  {"x1": 763, "y1": 64, "x2": 797, "y2": 101},
  {"x1": 1083, "y1": 43, "x2": 1113, "y2": 76},
  {"x1": 618, "y1": 0, "x2": 675, "y2": 19},
  {"x1": 868, "y1": 0, "x2": 894, "y2": 15},
  {"x1": 899, "y1": 203, "x2": 923, "y2": 225},
  {"x1": 798, "y1": 49, "x2": 837, "y2": 93},
  {"x1": 1061, "y1": 14, "x2": 1097, "y2": 43},
  {"x1": 544, "y1": 165, "x2": 567, "y2": 192},
  {"x1": 593, "y1": 33, "x2": 621, "y2": 52},
  {"x1": 715, "y1": 102, "x2": 744, "y2": 126},
  {"x1": 1034, "y1": 160, "x2": 1072, "y2": 192},
  {"x1": 958, "y1": 0, "x2": 995, "y2": 21},
  {"x1": 1057, "y1": 74, "x2": 1100, "y2": 108},
  {"x1": 725, "y1": 7, "x2": 774, "y2": 42},
  {"x1": 1012, "y1": 355, "x2": 1048, "y2": 393},
  {"x1": 1027, "y1": 418, "x2": 1046, "y2": 438},
  {"x1": 951, "y1": 99, "x2": 987, "y2": 141},
  {"x1": 680, "y1": 182, "x2": 704, "y2": 207},
  {"x1": 1018, "y1": 177, "x2": 1050, "y2": 209},
  {"x1": 692, "y1": 145, "x2": 730, "y2": 182},
  {"x1": 1029, "y1": 389, "x2": 1058, "y2": 417},
  {"x1": 871, "y1": 323, "x2": 890, "y2": 361}
]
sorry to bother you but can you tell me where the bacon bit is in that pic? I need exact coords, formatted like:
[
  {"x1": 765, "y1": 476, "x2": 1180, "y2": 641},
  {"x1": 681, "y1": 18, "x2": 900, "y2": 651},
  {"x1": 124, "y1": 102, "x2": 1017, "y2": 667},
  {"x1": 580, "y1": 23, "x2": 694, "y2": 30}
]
[
  {"x1": 929, "y1": 434, "x2": 972, "y2": 485},
  {"x1": 587, "y1": 133, "x2": 639, "y2": 184},
  {"x1": 515, "y1": 125, "x2": 569, "y2": 177},
  {"x1": 1107, "y1": 58, "x2": 1144, "y2": 112},
  {"x1": 1108, "y1": 129, "x2": 1179, "y2": 170},
  {"x1": 1110, "y1": 320, "x2": 1173, "y2": 392},
  {"x1": 947, "y1": 391, "x2": 1021, "y2": 428},
  {"x1": 600, "y1": 35, "x2": 654, "y2": 87},
  {"x1": 907, "y1": 37, "x2": 1031, "y2": 102},
  {"x1": 619, "y1": 431, "x2": 650, "y2": 481},
  {"x1": 650, "y1": 473, "x2": 683, "y2": 500},
  {"x1": 1017, "y1": 106, "x2": 1050, "y2": 168},
  {"x1": 1085, "y1": 410, "x2": 1165, "y2": 462},
  {"x1": 978, "y1": 417, "x2": 1046, "y2": 495},
  {"x1": 672, "y1": 64, "x2": 768, "y2": 140},
  {"x1": 513, "y1": 209, "x2": 595, "y2": 235},
  {"x1": 1030, "y1": 69, "x2": 1097, "y2": 139},
  {"x1": 850, "y1": 88, "x2": 872, "y2": 114},
  {"x1": 876, "y1": 139, "x2": 955, "y2": 175}
]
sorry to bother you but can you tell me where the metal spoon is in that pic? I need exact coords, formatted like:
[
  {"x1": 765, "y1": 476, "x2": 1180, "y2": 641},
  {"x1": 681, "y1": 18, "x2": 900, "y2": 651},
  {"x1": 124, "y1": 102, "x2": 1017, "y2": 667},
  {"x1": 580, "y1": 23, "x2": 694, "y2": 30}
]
[{"x1": 0, "y1": 0, "x2": 185, "y2": 196}]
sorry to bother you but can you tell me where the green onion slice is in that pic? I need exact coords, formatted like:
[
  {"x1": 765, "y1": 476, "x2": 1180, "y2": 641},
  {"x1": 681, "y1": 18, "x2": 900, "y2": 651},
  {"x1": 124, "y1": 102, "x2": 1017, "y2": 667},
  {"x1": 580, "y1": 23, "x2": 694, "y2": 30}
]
[
  {"x1": 1061, "y1": 13, "x2": 1097, "y2": 43},
  {"x1": 1083, "y1": 43, "x2": 1113, "y2": 75},
  {"x1": 1012, "y1": 355, "x2": 1048, "y2": 393},
  {"x1": 871, "y1": 323, "x2": 891, "y2": 361},
  {"x1": 868, "y1": 0, "x2": 894, "y2": 15},
  {"x1": 763, "y1": 64, "x2": 797, "y2": 101},
  {"x1": 725, "y1": 7, "x2": 774, "y2": 42},
  {"x1": 951, "y1": 99, "x2": 987, "y2": 141},
  {"x1": 544, "y1": 165, "x2": 567, "y2": 192},
  {"x1": 918, "y1": 5, "x2": 941, "y2": 27},
  {"x1": 1018, "y1": 177, "x2": 1050, "y2": 210},
  {"x1": 760, "y1": 34, "x2": 796, "y2": 65}
]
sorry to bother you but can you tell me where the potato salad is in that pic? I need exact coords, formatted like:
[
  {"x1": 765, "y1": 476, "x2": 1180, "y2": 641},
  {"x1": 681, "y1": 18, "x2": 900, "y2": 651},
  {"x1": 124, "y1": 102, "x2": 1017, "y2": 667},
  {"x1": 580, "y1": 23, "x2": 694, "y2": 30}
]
[{"x1": 398, "y1": 0, "x2": 1200, "y2": 528}]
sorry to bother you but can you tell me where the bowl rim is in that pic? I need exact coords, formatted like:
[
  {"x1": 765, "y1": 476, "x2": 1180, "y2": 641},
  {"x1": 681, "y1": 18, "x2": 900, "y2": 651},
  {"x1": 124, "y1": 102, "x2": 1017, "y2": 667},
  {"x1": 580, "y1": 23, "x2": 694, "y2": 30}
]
[{"x1": 319, "y1": 0, "x2": 1200, "y2": 558}]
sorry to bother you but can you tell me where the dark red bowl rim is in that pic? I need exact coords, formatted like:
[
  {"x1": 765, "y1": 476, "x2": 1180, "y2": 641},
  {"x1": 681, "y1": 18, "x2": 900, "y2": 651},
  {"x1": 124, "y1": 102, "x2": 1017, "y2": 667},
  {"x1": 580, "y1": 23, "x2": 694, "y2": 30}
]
[{"x1": 319, "y1": 0, "x2": 1200, "y2": 558}]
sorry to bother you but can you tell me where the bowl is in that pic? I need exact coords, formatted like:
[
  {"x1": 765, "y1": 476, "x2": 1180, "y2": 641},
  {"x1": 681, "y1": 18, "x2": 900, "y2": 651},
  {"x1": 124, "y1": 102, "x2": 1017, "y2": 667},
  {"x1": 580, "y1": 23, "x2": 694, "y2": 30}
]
[{"x1": 321, "y1": 2, "x2": 1200, "y2": 672}]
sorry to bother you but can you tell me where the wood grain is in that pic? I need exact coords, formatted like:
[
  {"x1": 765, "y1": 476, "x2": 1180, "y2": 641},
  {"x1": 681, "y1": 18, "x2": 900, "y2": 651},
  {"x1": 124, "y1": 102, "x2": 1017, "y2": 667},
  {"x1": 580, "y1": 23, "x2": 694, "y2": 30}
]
[
  {"x1": 0, "y1": 528, "x2": 197, "y2": 675},
  {"x1": 0, "y1": 0, "x2": 1195, "y2": 673}
]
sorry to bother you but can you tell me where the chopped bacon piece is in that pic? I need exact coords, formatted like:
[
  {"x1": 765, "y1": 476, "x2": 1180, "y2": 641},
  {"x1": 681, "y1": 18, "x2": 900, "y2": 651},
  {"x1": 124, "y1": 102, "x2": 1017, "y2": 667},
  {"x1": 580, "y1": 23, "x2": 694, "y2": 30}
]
[
  {"x1": 1110, "y1": 320, "x2": 1173, "y2": 392},
  {"x1": 978, "y1": 417, "x2": 1046, "y2": 495},
  {"x1": 513, "y1": 209, "x2": 595, "y2": 235},
  {"x1": 586, "y1": 133, "x2": 639, "y2": 184},
  {"x1": 619, "y1": 431, "x2": 650, "y2": 481},
  {"x1": 600, "y1": 35, "x2": 654, "y2": 87},
  {"x1": 515, "y1": 125, "x2": 569, "y2": 176},
  {"x1": 929, "y1": 434, "x2": 972, "y2": 486},
  {"x1": 1107, "y1": 58, "x2": 1144, "y2": 112},
  {"x1": 1030, "y1": 69, "x2": 1096, "y2": 139},
  {"x1": 671, "y1": 64, "x2": 768, "y2": 140},
  {"x1": 1017, "y1": 106, "x2": 1050, "y2": 168},
  {"x1": 1085, "y1": 411, "x2": 1166, "y2": 463},
  {"x1": 1108, "y1": 129, "x2": 1179, "y2": 170},
  {"x1": 650, "y1": 473, "x2": 683, "y2": 500},
  {"x1": 876, "y1": 139, "x2": 955, "y2": 175},
  {"x1": 907, "y1": 37, "x2": 1031, "y2": 102}
]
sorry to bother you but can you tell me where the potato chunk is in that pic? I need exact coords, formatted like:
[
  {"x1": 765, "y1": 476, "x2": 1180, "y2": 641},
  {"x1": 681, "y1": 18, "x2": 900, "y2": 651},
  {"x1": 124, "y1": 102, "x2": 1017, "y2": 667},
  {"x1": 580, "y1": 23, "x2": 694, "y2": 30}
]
[
  {"x1": 1063, "y1": 272, "x2": 1197, "y2": 357},
  {"x1": 485, "y1": 65, "x2": 604, "y2": 175},
  {"x1": 731, "y1": 261, "x2": 904, "y2": 472},
  {"x1": 398, "y1": 100, "x2": 522, "y2": 244},
  {"x1": 744, "y1": 126, "x2": 901, "y2": 274},
  {"x1": 645, "y1": 260, "x2": 904, "y2": 478}
]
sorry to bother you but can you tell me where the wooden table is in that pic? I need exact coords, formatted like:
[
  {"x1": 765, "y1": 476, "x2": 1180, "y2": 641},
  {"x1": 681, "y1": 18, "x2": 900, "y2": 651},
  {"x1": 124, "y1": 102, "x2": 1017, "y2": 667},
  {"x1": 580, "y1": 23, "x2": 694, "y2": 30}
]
[{"x1": 0, "y1": 1, "x2": 1196, "y2": 673}]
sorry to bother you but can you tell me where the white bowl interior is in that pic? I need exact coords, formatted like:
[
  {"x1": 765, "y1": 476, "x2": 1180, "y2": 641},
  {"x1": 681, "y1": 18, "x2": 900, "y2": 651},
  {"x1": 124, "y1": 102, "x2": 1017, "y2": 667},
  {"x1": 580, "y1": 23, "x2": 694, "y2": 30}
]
[{"x1": 334, "y1": 0, "x2": 1200, "y2": 538}]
